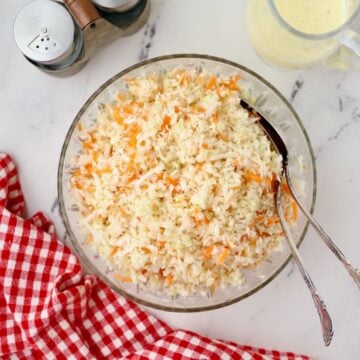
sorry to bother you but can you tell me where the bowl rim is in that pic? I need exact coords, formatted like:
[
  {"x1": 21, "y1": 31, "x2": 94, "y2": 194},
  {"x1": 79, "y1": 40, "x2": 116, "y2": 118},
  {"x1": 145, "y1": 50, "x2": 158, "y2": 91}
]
[{"x1": 58, "y1": 53, "x2": 317, "y2": 312}]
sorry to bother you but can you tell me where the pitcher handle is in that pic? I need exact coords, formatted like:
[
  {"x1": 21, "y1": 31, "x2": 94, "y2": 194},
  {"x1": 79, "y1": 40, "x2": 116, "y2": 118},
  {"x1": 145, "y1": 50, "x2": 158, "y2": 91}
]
[{"x1": 325, "y1": 30, "x2": 360, "y2": 71}]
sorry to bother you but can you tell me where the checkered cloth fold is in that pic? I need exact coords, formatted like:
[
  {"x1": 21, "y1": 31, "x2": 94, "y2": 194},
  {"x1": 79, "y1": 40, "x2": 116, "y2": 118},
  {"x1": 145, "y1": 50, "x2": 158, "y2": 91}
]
[{"x1": 0, "y1": 153, "x2": 309, "y2": 359}]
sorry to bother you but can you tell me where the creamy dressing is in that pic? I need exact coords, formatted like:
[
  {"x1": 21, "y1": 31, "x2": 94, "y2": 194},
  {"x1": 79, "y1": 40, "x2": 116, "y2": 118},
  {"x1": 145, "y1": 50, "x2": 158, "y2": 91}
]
[
  {"x1": 246, "y1": 0, "x2": 349, "y2": 68},
  {"x1": 275, "y1": 0, "x2": 347, "y2": 34}
]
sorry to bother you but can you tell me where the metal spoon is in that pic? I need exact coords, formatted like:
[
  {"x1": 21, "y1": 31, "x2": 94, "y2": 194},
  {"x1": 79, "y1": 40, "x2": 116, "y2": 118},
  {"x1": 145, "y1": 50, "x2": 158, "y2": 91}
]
[
  {"x1": 240, "y1": 99, "x2": 334, "y2": 346},
  {"x1": 240, "y1": 99, "x2": 360, "y2": 289},
  {"x1": 276, "y1": 180, "x2": 333, "y2": 346}
]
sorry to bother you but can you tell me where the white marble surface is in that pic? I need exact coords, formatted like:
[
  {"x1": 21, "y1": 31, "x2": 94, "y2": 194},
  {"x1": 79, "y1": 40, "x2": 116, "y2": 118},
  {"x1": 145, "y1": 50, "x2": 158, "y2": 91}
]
[{"x1": 1, "y1": 1, "x2": 360, "y2": 358}]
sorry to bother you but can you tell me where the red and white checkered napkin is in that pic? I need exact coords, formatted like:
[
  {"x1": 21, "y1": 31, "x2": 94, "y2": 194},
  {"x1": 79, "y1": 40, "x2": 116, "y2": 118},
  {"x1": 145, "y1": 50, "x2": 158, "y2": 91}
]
[{"x1": 0, "y1": 153, "x2": 309, "y2": 360}]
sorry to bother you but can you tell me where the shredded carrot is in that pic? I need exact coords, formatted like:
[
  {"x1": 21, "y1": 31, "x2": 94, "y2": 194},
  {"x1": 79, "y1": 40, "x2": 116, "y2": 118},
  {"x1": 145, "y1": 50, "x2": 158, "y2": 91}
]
[
  {"x1": 244, "y1": 171, "x2": 262, "y2": 184},
  {"x1": 250, "y1": 215, "x2": 264, "y2": 228},
  {"x1": 258, "y1": 231, "x2": 270, "y2": 238},
  {"x1": 281, "y1": 183, "x2": 291, "y2": 194},
  {"x1": 203, "y1": 245, "x2": 214, "y2": 259},
  {"x1": 202, "y1": 143, "x2": 208, "y2": 149},
  {"x1": 119, "y1": 207, "x2": 128, "y2": 218},
  {"x1": 217, "y1": 248, "x2": 230, "y2": 265},
  {"x1": 227, "y1": 74, "x2": 240, "y2": 91},
  {"x1": 207, "y1": 76, "x2": 216, "y2": 90},
  {"x1": 229, "y1": 81, "x2": 239, "y2": 91},
  {"x1": 180, "y1": 71, "x2": 190, "y2": 86},
  {"x1": 251, "y1": 215, "x2": 279, "y2": 228},
  {"x1": 211, "y1": 185, "x2": 217, "y2": 195},
  {"x1": 97, "y1": 166, "x2": 112, "y2": 175},
  {"x1": 196, "y1": 161, "x2": 205, "y2": 170},
  {"x1": 109, "y1": 246, "x2": 122, "y2": 257},
  {"x1": 141, "y1": 247, "x2": 151, "y2": 254},
  {"x1": 157, "y1": 240, "x2": 165, "y2": 249},
  {"x1": 192, "y1": 216, "x2": 201, "y2": 226},
  {"x1": 192, "y1": 215, "x2": 209, "y2": 226},
  {"x1": 194, "y1": 206, "x2": 200, "y2": 214},
  {"x1": 128, "y1": 136, "x2": 137, "y2": 148},
  {"x1": 127, "y1": 124, "x2": 140, "y2": 148},
  {"x1": 74, "y1": 181, "x2": 83, "y2": 190},
  {"x1": 213, "y1": 113, "x2": 219, "y2": 124},
  {"x1": 82, "y1": 141, "x2": 93, "y2": 150},
  {"x1": 216, "y1": 133, "x2": 228, "y2": 141},
  {"x1": 92, "y1": 151, "x2": 99, "y2": 162},
  {"x1": 166, "y1": 274, "x2": 174, "y2": 285},
  {"x1": 129, "y1": 152, "x2": 137, "y2": 164},
  {"x1": 114, "y1": 274, "x2": 132, "y2": 283},
  {"x1": 160, "y1": 115, "x2": 171, "y2": 132},
  {"x1": 127, "y1": 163, "x2": 136, "y2": 173},
  {"x1": 124, "y1": 104, "x2": 134, "y2": 114},
  {"x1": 292, "y1": 201, "x2": 298, "y2": 222},
  {"x1": 85, "y1": 163, "x2": 93, "y2": 174},
  {"x1": 197, "y1": 106, "x2": 206, "y2": 113},
  {"x1": 114, "y1": 112, "x2": 123, "y2": 125},
  {"x1": 82, "y1": 132, "x2": 96, "y2": 150},
  {"x1": 166, "y1": 176, "x2": 179, "y2": 186},
  {"x1": 264, "y1": 217, "x2": 280, "y2": 227},
  {"x1": 174, "y1": 105, "x2": 181, "y2": 113},
  {"x1": 249, "y1": 237, "x2": 257, "y2": 246},
  {"x1": 126, "y1": 173, "x2": 138, "y2": 184}
]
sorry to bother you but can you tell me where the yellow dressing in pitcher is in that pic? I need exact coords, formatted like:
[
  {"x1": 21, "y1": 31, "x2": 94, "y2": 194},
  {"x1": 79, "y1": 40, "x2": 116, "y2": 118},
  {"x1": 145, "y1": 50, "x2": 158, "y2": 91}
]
[
  {"x1": 246, "y1": 0, "x2": 349, "y2": 68},
  {"x1": 275, "y1": 0, "x2": 347, "y2": 34}
]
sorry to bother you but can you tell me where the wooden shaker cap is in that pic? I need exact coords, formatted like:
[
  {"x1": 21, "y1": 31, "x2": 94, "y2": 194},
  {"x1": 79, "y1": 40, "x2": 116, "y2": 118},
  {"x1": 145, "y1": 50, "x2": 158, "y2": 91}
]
[{"x1": 64, "y1": 0, "x2": 100, "y2": 29}]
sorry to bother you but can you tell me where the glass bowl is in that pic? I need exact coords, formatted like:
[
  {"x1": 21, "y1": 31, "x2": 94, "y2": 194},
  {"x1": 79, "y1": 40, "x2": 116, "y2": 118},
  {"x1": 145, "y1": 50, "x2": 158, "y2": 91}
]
[{"x1": 58, "y1": 54, "x2": 316, "y2": 312}]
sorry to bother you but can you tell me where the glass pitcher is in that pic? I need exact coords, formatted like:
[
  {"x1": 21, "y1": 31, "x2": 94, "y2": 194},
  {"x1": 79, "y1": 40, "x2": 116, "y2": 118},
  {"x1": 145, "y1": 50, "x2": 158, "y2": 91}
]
[{"x1": 246, "y1": 0, "x2": 360, "y2": 70}]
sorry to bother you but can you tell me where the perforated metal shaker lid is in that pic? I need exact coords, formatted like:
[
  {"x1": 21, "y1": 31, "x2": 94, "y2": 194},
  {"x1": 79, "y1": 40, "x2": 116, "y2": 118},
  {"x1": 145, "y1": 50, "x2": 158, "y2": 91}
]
[
  {"x1": 92, "y1": 0, "x2": 140, "y2": 12},
  {"x1": 14, "y1": 0, "x2": 76, "y2": 65}
]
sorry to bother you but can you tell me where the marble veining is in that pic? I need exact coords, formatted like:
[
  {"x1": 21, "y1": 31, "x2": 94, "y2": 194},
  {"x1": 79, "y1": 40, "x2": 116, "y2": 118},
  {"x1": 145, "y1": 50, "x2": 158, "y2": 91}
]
[
  {"x1": 290, "y1": 79, "x2": 304, "y2": 102},
  {"x1": 1, "y1": 1, "x2": 360, "y2": 359},
  {"x1": 338, "y1": 97, "x2": 343, "y2": 112},
  {"x1": 327, "y1": 106, "x2": 360, "y2": 143},
  {"x1": 138, "y1": 20, "x2": 158, "y2": 61},
  {"x1": 327, "y1": 122, "x2": 351, "y2": 142},
  {"x1": 250, "y1": 306, "x2": 264, "y2": 321},
  {"x1": 286, "y1": 261, "x2": 295, "y2": 278},
  {"x1": 50, "y1": 197, "x2": 59, "y2": 214}
]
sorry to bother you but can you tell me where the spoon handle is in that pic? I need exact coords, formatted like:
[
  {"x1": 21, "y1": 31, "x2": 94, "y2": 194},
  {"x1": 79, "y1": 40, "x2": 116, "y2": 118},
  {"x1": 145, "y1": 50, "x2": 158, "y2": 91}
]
[
  {"x1": 276, "y1": 184, "x2": 334, "y2": 346},
  {"x1": 285, "y1": 169, "x2": 360, "y2": 289}
]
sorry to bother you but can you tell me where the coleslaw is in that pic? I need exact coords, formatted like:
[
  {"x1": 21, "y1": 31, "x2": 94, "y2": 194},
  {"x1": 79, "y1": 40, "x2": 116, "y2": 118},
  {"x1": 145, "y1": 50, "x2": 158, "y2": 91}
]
[{"x1": 71, "y1": 68, "x2": 298, "y2": 296}]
